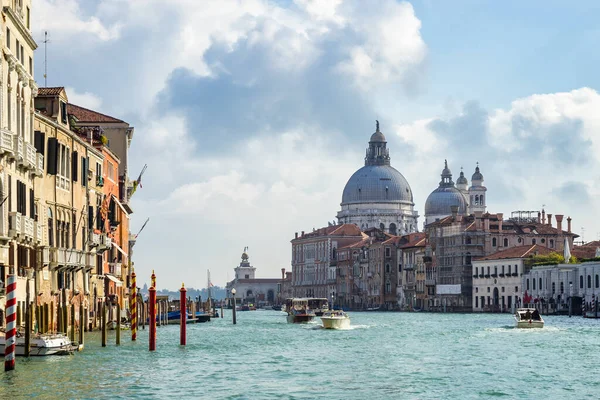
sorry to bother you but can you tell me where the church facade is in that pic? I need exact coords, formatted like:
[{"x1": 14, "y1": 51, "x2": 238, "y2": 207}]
[{"x1": 225, "y1": 249, "x2": 279, "y2": 306}]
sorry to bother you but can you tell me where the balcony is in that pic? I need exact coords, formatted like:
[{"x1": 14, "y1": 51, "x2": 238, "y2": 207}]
[
  {"x1": 473, "y1": 274, "x2": 478, "y2": 278},
  {"x1": 66, "y1": 249, "x2": 82, "y2": 265},
  {"x1": 21, "y1": 216, "x2": 34, "y2": 240},
  {"x1": 109, "y1": 262, "x2": 122, "y2": 276},
  {"x1": 479, "y1": 274, "x2": 484, "y2": 278},
  {"x1": 38, "y1": 247, "x2": 50, "y2": 265},
  {"x1": 25, "y1": 143, "x2": 36, "y2": 170},
  {"x1": 13, "y1": 135, "x2": 24, "y2": 166},
  {"x1": 34, "y1": 220, "x2": 43, "y2": 243},
  {"x1": 8, "y1": 212, "x2": 21, "y2": 238},
  {"x1": 96, "y1": 234, "x2": 112, "y2": 253},
  {"x1": 89, "y1": 231, "x2": 101, "y2": 248},
  {"x1": 35, "y1": 153, "x2": 44, "y2": 177},
  {"x1": 491, "y1": 274, "x2": 498, "y2": 278},
  {"x1": 0, "y1": 128, "x2": 14, "y2": 155},
  {"x1": 425, "y1": 278, "x2": 436, "y2": 286},
  {"x1": 484, "y1": 274, "x2": 490, "y2": 278},
  {"x1": 49, "y1": 248, "x2": 58, "y2": 265}
]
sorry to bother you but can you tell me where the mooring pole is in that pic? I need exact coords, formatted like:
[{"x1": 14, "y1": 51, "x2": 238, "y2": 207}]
[
  {"x1": 116, "y1": 301, "x2": 121, "y2": 346},
  {"x1": 131, "y1": 270, "x2": 137, "y2": 340},
  {"x1": 149, "y1": 286, "x2": 156, "y2": 351},
  {"x1": 4, "y1": 274, "x2": 17, "y2": 371},
  {"x1": 101, "y1": 302, "x2": 107, "y2": 347},
  {"x1": 180, "y1": 283, "x2": 187, "y2": 346}
]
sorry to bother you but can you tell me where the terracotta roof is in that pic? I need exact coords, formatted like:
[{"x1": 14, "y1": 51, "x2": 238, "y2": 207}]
[
  {"x1": 475, "y1": 245, "x2": 553, "y2": 261},
  {"x1": 572, "y1": 245, "x2": 599, "y2": 260},
  {"x1": 293, "y1": 224, "x2": 364, "y2": 241},
  {"x1": 68, "y1": 103, "x2": 124, "y2": 123},
  {"x1": 400, "y1": 234, "x2": 427, "y2": 249},
  {"x1": 37, "y1": 87, "x2": 65, "y2": 96}
]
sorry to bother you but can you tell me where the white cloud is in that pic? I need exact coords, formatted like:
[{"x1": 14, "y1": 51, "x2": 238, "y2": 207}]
[{"x1": 65, "y1": 86, "x2": 103, "y2": 110}]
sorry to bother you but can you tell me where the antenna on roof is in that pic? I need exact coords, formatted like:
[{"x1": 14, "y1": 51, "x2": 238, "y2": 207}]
[{"x1": 43, "y1": 31, "x2": 50, "y2": 87}]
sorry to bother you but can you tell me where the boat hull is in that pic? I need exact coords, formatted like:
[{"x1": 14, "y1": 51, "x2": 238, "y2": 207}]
[
  {"x1": 0, "y1": 334, "x2": 77, "y2": 356},
  {"x1": 320, "y1": 316, "x2": 351, "y2": 329},
  {"x1": 515, "y1": 320, "x2": 544, "y2": 329},
  {"x1": 287, "y1": 314, "x2": 314, "y2": 323}
]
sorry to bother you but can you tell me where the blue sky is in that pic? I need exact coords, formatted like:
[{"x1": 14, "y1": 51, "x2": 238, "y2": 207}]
[{"x1": 32, "y1": 0, "x2": 600, "y2": 289}]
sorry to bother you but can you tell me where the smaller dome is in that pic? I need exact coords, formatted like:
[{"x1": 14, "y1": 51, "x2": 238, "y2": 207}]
[
  {"x1": 457, "y1": 171, "x2": 468, "y2": 185},
  {"x1": 370, "y1": 119, "x2": 386, "y2": 142},
  {"x1": 425, "y1": 187, "x2": 468, "y2": 216},
  {"x1": 441, "y1": 159, "x2": 451, "y2": 177},
  {"x1": 472, "y1": 166, "x2": 483, "y2": 181}
]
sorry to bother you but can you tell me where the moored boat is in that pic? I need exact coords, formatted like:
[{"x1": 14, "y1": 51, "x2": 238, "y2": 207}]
[
  {"x1": 0, "y1": 332, "x2": 78, "y2": 356},
  {"x1": 320, "y1": 310, "x2": 351, "y2": 329},
  {"x1": 514, "y1": 308, "x2": 544, "y2": 328}
]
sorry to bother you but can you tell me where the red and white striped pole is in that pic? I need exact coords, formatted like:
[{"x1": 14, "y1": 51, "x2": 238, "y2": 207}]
[
  {"x1": 149, "y1": 284, "x2": 156, "y2": 351},
  {"x1": 4, "y1": 274, "x2": 17, "y2": 371},
  {"x1": 130, "y1": 270, "x2": 137, "y2": 341},
  {"x1": 180, "y1": 283, "x2": 186, "y2": 346}
]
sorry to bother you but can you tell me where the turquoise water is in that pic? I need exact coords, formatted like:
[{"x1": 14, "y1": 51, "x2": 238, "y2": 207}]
[{"x1": 1, "y1": 311, "x2": 600, "y2": 399}]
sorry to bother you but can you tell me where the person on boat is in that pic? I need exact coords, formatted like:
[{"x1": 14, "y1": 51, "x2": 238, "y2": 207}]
[
  {"x1": 524, "y1": 310, "x2": 532, "y2": 320},
  {"x1": 532, "y1": 309, "x2": 540, "y2": 321}
]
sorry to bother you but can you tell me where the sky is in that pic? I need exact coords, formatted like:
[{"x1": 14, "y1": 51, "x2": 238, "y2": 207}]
[{"x1": 32, "y1": 0, "x2": 600, "y2": 289}]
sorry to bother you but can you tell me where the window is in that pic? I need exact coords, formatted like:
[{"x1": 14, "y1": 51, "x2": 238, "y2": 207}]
[
  {"x1": 550, "y1": 239, "x2": 554, "y2": 248},
  {"x1": 508, "y1": 265, "x2": 511, "y2": 274},
  {"x1": 385, "y1": 281, "x2": 391, "y2": 294},
  {"x1": 60, "y1": 101, "x2": 68, "y2": 124},
  {"x1": 560, "y1": 282, "x2": 564, "y2": 294},
  {"x1": 527, "y1": 279, "x2": 530, "y2": 290},
  {"x1": 596, "y1": 275, "x2": 599, "y2": 289},
  {"x1": 20, "y1": 44, "x2": 23, "y2": 64},
  {"x1": 15, "y1": 39, "x2": 19, "y2": 61},
  {"x1": 515, "y1": 286, "x2": 518, "y2": 293},
  {"x1": 501, "y1": 287, "x2": 505, "y2": 292},
  {"x1": 475, "y1": 267, "x2": 478, "y2": 275},
  {"x1": 532, "y1": 238, "x2": 536, "y2": 245},
  {"x1": 6, "y1": 28, "x2": 10, "y2": 49},
  {"x1": 107, "y1": 162, "x2": 114, "y2": 182},
  {"x1": 588, "y1": 275, "x2": 592, "y2": 289},
  {"x1": 492, "y1": 238, "x2": 497, "y2": 247},
  {"x1": 96, "y1": 162, "x2": 102, "y2": 179},
  {"x1": 503, "y1": 238, "x2": 508, "y2": 247},
  {"x1": 552, "y1": 282, "x2": 555, "y2": 294},
  {"x1": 475, "y1": 296, "x2": 478, "y2": 308},
  {"x1": 539, "y1": 278, "x2": 542, "y2": 290},
  {"x1": 487, "y1": 287, "x2": 490, "y2": 293},
  {"x1": 580, "y1": 275, "x2": 583, "y2": 289},
  {"x1": 48, "y1": 208, "x2": 54, "y2": 247},
  {"x1": 475, "y1": 287, "x2": 478, "y2": 293}
]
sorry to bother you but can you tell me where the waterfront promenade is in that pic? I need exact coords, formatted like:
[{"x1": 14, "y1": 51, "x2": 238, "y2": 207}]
[{"x1": 2, "y1": 311, "x2": 599, "y2": 399}]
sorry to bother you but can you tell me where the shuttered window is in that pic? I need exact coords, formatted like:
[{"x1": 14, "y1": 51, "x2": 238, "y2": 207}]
[
  {"x1": 72, "y1": 150, "x2": 78, "y2": 182},
  {"x1": 47, "y1": 137, "x2": 58, "y2": 175}
]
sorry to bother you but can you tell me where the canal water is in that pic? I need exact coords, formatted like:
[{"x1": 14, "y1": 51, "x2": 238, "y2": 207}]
[{"x1": 1, "y1": 311, "x2": 599, "y2": 399}]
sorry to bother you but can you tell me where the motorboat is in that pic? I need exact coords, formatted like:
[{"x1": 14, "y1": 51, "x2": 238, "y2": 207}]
[
  {"x1": 0, "y1": 332, "x2": 79, "y2": 356},
  {"x1": 320, "y1": 310, "x2": 351, "y2": 329},
  {"x1": 307, "y1": 298, "x2": 329, "y2": 316},
  {"x1": 514, "y1": 308, "x2": 544, "y2": 328},
  {"x1": 285, "y1": 298, "x2": 316, "y2": 323}
]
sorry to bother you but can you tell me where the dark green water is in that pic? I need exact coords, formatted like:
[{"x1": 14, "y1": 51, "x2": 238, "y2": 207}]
[{"x1": 1, "y1": 311, "x2": 599, "y2": 399}]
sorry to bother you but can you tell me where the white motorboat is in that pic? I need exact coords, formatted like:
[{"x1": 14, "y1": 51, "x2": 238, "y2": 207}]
[
  {"x1": 320, "y1": 310, "x2": 351, "y2": 329},
  {"x1": 514, "y1": 308, "x2": 544, "y2": 328},
  {"x1": 0, "y1": 332, "x2": 79, "y2": 356}
]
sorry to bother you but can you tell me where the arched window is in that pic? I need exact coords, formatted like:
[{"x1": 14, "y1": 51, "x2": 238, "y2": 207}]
[
  {"x1": 48, "y1": 208, "x2": 54, "y2": 247},
  {"x1": 389, "y1": 223, "x2": 397, "y2": 235},
  {"x1": 588, "y1": 275, "x2": 592, "y2": 289},
  {"x1": 385, "y1": 281, "x2": 391, "y2": 294},
  {"x1": 580, "y1": 275, "x2": 584, "y2": 289},
  {"x1": 379, "y1": 223, "x2": 385, "y2": 231},
  {"x1": 480, "y1": 195, "x2": 484, "y2": 205},
  {"x1": 466, "y1": 252, "x2": 472, "y2": 265},
  {"x1": 532, "y1": 239, "x2": 536, "y2": 245},
  {"x1": 503, "y1": 238, "x2": 508, "y2": 247},
  {"x1": 474, "y1": 195, "x2": 479, "y2": 205},
  {"x1": 550, "y1": 239, "x2": 554, "y2": 248},
  {"x1": 492, "y1": 238, "x2": 497, "y2": 247}
]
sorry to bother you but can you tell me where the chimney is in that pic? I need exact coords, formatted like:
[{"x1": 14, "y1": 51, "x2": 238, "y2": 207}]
[
  {"x1": 281, "y1": 268, "x2": 285, "y2": 280},
  {"x1": 567, "y1": 217, "x2": 572, "y2": 233},
  {"x1": 542, "y1": 209, "x2": 546, "y2": 224},
  {"x1": 301, "y1": 231, "x2": 304, "y2": 237},
  {"x1": 547, "y1": 214, "x2": 552, "y2": 227},
  {"x1": 450, "y1": 205, "x2": 459, "y2": 219},
  {"x1": 555, "y1": 215, "x2": 564, "y2": 232},
  {"x1": 497, "y1": 213, "x2": 503, "y2": 231},
  {"x1": 537, "y1": 212, "x2": 541, "y2": 224},
  {"x1": 295, "y1": 232, "x2": 298, "y2": 239}
]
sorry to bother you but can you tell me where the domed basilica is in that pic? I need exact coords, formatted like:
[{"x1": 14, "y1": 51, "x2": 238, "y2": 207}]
[
  {"x1": 424, "y1": 160, "x2": 487, "y2": 226},
  {"x1": 336, "y1": 122, "x2": 419, "y2": 235}
]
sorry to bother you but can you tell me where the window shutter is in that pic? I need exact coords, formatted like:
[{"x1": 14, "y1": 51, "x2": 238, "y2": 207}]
[
  {"x1": 46, "y1": 137, "x2": 58, "y2": 175},
  {"x1": 29, "y1": 189, "x2": 34, "y2": 219},
  {"x1": 81, "y1": 157, "x2": 87, "y2": 186},
  {"x1": 34, "y1": 130, "x2": 46, "y2": 154},
  {"x1": 88, "y1": 206, "x2": 94, "y2": 231},
  {"x1": 72, "y1": 150, "x2": 78, "y2": 182}
]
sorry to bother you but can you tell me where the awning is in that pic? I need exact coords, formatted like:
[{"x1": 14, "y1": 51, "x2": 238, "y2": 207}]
[
  {"x1": 105, "y1": 274, "x2": 123, "y2": 287},
  {"x1": 111, "y1": 241, "x2": 128, "y2": 258},
  {"x1": 111, "y1": 195, "x2": 131, "y2": 219}
]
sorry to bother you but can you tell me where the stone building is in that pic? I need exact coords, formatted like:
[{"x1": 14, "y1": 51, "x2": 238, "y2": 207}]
[
  {"x1": 337, "y1": 122, "x2": 418, "y2": 235},
  {"x1": 397, "y1": 233, "x2": 426, "y2": 310},
  {"x1": 335, "y1": 236, "x2": 369, "y2": 310},
  {"x1": 472, "y1": 245, "x2": 552, "y2": 312},
  {"x1": 291, "y1": 224, "x2": 365, "y2": 299},
  {"x1": 226, "y1": 249, "x2": 279, "y2": 306}
]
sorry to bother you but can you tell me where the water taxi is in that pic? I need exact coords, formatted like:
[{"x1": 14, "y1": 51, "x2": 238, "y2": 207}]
[
  {"x1": 320, "y1": 310, "x2": 351, "y2": 329},
  {"x1": 285, "y1": 298, "x2": 316, "y2": 323},
  {"x1": 514, "y1": 308, "x2": 544, "y2": 328}
]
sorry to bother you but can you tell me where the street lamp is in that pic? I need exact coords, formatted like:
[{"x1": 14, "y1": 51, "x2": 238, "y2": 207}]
[{"x1": 231, "y1": 288, "x2": 237, "y2": 325}]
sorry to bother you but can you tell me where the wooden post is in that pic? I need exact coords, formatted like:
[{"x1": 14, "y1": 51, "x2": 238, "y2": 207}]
[
  {"x1": 141, "y1": 299, "x2": 146, "y2": 330},
  {"x1": 221, "y1": 303, "x2": 223, "y2": 318},
  {"x1": 24, "y1": 278, "x2": 31, "y2": 357},
  {"x1": 4, "y1": 274, "x2": 17, "y2": 371},
  {"x1": 149, "y1": 286, "x2": 156, "y2": 351},
  {"x1": 50, "y1": 302, "x2": 54, "y2": 333},
  {"x1": 180, "y1": 284, "x2": 186, "y2": 345},
  {"x1": 131, "y1": 271, "x2": 137, "y2": 340},
  {"x1": 79, "y1": 303, "x2": 84, "y2": 348},
  {"x1": 116, "y1": 302, "x2": 121, "y2": 346},
  {"x1": 70, "y1": 303, "x2": 76, "y2": 343},
  {"x1": 101, "y1": 302, "x2": 107, "y2": 347}
]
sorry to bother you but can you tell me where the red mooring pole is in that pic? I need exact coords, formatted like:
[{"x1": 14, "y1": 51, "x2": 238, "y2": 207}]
[
  {"x1": 149, "y1": 285, "x2": 156, "y2": 351},
  {"x1": 4, "y1": 274, "x2": 17, "y2": 371},
  {"x1": 180, "y1": 283, "x2": 187, "y2": 346},
  {"x1": 131, "y1": 270, "x2": 137, "y2": 341}
]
